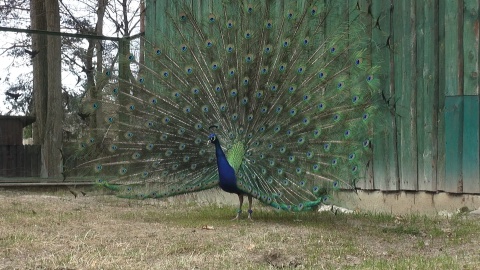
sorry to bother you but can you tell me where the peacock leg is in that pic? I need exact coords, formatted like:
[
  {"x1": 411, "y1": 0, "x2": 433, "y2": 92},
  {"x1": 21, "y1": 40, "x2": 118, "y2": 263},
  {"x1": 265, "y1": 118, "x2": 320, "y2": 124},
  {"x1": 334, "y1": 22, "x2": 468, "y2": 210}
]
[
  {"x1": 232, "y1": 194, "x2": 244, "y2": 220},
  {"x1": 247, "y1": 195, "x2": 253, "y2": 220}
]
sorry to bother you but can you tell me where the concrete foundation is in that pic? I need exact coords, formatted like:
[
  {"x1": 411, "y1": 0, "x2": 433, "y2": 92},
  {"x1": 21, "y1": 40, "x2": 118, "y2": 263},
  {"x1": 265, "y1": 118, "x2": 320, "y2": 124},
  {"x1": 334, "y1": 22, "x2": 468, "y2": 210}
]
[
  {"x1": 338, "y1": 190, "x2": 480, "y2": 215},
  {"x1": 171, "y1": 188, "x2": 480, "y2": 216}
]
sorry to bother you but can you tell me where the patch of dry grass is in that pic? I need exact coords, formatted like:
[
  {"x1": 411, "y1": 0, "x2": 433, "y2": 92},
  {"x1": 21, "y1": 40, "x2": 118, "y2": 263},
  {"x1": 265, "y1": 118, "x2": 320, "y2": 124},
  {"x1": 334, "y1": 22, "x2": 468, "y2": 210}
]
[{"x1": 0, "y1": 189, "x2": 479, "y2": 269}]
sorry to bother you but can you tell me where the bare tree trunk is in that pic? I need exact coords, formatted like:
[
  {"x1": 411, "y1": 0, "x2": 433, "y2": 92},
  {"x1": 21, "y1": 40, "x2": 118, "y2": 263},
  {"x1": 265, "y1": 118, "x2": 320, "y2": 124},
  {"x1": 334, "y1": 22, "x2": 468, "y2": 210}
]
[
  {"x1": 84, "y1": 38, "x2": 95, "y2": 112},
  {"x1": 30, "y1": 0, "x2": 48, "y2": 146},
  {"x1": 139, "y1": 0, "x2": 145, "y2": 66},
  {"x1": 121, "y1": 0, "x2": 130, "y2": 35},
  {"x1": 96, "y1": 0, "x2": 107, "y2": 68},
  {"x1": 43, "y1": 0, "x2": 63, "y2": 177},
  {"x1": 94, "y1": 0, "x2": 108, "y2": 130}
]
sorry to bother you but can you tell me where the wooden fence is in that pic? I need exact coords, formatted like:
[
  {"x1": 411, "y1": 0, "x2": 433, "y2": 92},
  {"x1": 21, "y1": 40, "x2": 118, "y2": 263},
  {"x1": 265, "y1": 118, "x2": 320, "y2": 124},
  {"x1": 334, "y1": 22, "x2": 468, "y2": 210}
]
[
  {"x1": 0, "y1": 145, "x2": 41, "y2": 177},
  {"x1": 146, "y1": 0, "x2": 479, "y2": 194},
  {"x1": 368, "y1": 0, "x2": 479, "y2": 194}
]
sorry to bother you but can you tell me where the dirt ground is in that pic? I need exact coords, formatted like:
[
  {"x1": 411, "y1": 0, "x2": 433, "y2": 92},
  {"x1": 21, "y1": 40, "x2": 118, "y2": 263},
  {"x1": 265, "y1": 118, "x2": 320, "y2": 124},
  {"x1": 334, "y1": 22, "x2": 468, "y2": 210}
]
[{"x1": 0, "y1": 189, "x2": 479, "y2": 269}]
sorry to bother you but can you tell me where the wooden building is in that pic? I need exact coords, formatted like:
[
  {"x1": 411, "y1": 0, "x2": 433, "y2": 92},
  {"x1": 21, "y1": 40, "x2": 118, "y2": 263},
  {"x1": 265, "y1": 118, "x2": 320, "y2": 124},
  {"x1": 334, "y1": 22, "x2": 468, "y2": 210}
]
[
  {"x1": 0, "y1": 115, "x2": 40, "y2": 177},
  {"x1": 145, "y1": 0, "x2": 480, "y2": 195}
]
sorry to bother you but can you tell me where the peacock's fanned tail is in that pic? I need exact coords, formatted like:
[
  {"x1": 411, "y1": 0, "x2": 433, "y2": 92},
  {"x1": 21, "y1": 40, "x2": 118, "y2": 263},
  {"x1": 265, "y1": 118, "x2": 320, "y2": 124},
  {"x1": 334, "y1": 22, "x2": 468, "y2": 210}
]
[{"x1": 68, "y1": 0, "x2": 380, "y2": 211}]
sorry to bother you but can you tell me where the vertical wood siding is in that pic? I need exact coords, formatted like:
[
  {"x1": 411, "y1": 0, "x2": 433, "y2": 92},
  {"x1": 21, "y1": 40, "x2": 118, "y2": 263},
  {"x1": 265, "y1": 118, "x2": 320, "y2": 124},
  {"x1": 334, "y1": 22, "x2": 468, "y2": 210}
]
[
  {"x1": 370, "y1": 0, "x2": 479, "y2": 193},
  {"x1": 0, "y1": 145, "x2": 41, "y2": 177},
  {"x1": 145, "y1": 0, "x2": 480, "y2": 194}
]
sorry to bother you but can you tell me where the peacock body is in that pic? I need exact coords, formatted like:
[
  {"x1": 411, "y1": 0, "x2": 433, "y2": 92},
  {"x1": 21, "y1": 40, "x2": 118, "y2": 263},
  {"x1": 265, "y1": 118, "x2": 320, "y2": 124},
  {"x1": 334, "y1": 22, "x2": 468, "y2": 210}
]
[{"x1": 69, "y1": 0, "x2": 380, "y2": 217}]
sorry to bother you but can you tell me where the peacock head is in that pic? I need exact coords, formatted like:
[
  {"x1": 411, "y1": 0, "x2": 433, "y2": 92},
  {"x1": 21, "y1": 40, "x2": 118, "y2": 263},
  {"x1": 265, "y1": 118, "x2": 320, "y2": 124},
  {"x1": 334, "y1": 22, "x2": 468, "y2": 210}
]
[
  {"x1": 208, "y1": 125, "x2": 219, "y2": 144},
  {"x1": 208, "y1": 133, "x2": 218, "y2": 144}
]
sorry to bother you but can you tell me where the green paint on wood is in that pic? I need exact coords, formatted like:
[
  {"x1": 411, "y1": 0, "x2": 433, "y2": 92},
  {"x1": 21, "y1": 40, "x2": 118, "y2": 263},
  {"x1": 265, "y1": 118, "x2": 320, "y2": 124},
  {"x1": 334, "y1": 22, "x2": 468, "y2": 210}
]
[
  {"x1": 350, "y1": 0, "x2": 376, "y2": 190},
  {"x1": 463, "y1": 0, "x2": 479, "y2": 95},
  {"x1": 444, "y1": 0, "x2": 462, "y2": 96},
  {"x1": 142, "y1": 0, "x2": 478, "y2": 195},
  {"x1": 416, "y1": 0, "x2": 439, "y2": 191},
  {"x1": 415, "y1": 0, "x2": 426, "y2": 191},
  {"x1": 437, "y1": 0, "x2": 447, "y2": 192},
  {"x1": 394, "y1": 0, "x2": 417, "y2": 190},
  {"x1": 462, "y1": 96, "x2": 480, "y2": 193},
  {"x1": 445, "y1": 96, "x2": 479, "y2": 194},
  {"x1": 372, "y1": 0, "x2": 399, "y2": 191},
  {"x1": 445, "y1": 96, "x2": 464, "y2": 193}
]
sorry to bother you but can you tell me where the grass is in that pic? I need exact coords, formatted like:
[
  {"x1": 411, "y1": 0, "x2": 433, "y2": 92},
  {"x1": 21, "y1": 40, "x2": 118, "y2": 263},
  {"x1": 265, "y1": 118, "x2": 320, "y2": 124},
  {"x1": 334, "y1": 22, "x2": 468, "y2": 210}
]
[{"x1": 0, "y1": 190, "x2": 479, "y2": 269}]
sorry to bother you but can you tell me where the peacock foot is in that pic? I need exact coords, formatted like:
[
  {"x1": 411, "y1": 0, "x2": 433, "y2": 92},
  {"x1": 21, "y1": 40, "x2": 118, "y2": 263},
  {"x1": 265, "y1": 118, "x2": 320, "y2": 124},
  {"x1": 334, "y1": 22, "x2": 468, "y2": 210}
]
[
  {"x1": 232, "y1": 209, "x2": 242, "y2": 220},
  {"x1": 247, "y1": 209, "x2": 253, "y2": 221}
]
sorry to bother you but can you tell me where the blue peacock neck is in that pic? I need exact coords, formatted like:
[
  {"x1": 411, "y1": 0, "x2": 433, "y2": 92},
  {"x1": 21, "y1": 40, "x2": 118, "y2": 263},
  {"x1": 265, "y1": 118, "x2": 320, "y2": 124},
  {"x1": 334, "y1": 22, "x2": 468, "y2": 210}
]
[{"x1": 212, "y1": 138, "x2": 241, "y2": 194}]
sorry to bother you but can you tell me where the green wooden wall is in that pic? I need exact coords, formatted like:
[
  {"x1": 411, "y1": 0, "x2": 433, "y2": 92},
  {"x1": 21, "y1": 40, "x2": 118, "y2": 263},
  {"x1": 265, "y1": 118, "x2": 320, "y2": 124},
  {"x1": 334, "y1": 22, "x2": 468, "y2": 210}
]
[
  {"x1": 369, "y1": 0, "x2": 479, "y2": 194},
  {"x1": 145, "y1": 0, "x2": 480, "y2": 194}
]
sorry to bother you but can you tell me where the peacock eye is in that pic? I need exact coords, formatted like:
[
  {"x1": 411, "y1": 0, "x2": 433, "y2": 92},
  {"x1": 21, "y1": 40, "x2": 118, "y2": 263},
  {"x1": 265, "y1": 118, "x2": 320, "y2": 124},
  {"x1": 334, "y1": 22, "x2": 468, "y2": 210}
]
[{"x1": 179, "y1": 12, "x2": 187, "y2": 21}]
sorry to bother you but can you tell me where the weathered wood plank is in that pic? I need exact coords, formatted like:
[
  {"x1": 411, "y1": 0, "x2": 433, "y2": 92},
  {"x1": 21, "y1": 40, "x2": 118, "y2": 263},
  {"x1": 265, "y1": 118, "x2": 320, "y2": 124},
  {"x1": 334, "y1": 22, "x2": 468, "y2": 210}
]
[
  {"x1": 393, "y1": 0, "x2": 402, "y2": 190},
  {"x1": 0, "y1": 146, "x2": 42, "y2": 177},
  {"x1": 152, "y1": 1, "x2": 171, "y2": 45},
  {"x1": 31, "y1": 145, "x2": 41, "y2": 177},
  {"x1": 0, "y1": 179, "x2": 94, "y2": 186},
  {"x1": 444, "y1": 0, "x2": 462, "y2": 96},
  {"x1": 12, "y1": 146, "x2": 17, "y2": 177},
  {"x1": 415, "y1": 0, "x2": 426, "y2": 191},
  {"x1": 463, "y1": 0, "x2": 479, "y2": 95},
  {"x1": 25, "y1": 145, "x2": 33, "y2": 177},
  {"x1": 6, "y1": 146, "x2": 15, "y2": 177},
  {"x1": 144, "y1": 0, "x2": 163, "y2": 94},
  {"x1": 0, "y1": 146, "x2": 9, "y2": 177},
  {"x1": 25, "y1": 145, "x2": 34, "y2": 177},
  {"x1": 462, "y1": 96, "x2": 480, "y2": 193},
  {"x1": 370, "y1": 0, "x2": 387, "y2": 190},
  {"x1": 144, "y1": 0, "x2": 155, "y2": 44},
  {"x1": 394, "y1": 0, "x2": 418, "y2": 190},
  {"x1": 350, "y1": 0, "x2": 376, "y2": 190},
  {"x1": 16, "y1": 145, "x2": 25, "y2": 177},
  {"x1": 322, "y1": 1, "x2": 369, "y2": 190},
  {"x1": 141, "y1": 0, "x2": 151, "y2": 91},
  {"x1": 444, "y1": 96, "x2": 464, "y2": 193},
  {"x1": 416, "y1": 0, "x2": 439, "y2": 191},
  {"x1": 371, "y1": 0, "x2": 399, "y2": 191},
  {"x1": 436, "y1": 0, "x2": 446, "y2": 192}
]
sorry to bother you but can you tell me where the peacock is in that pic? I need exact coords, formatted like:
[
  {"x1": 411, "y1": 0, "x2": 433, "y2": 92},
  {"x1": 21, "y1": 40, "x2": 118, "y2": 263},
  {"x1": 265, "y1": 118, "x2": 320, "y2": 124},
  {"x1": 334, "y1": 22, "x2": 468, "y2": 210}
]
[{"x1": 67, "y1": 0, "x2": 380, "y2": 220}]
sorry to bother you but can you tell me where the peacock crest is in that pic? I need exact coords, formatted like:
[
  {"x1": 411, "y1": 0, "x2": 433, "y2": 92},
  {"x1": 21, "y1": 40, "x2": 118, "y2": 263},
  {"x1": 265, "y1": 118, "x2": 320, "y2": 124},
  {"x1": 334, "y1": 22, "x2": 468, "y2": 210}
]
[{"x1": 68, "y1": 0, "x2": 380, "y2": 216}]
